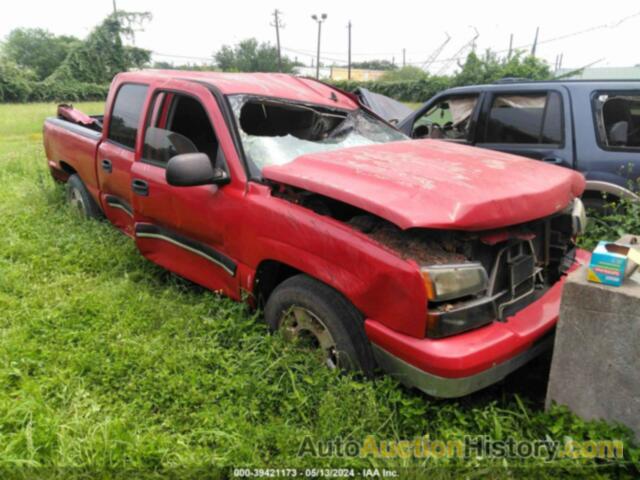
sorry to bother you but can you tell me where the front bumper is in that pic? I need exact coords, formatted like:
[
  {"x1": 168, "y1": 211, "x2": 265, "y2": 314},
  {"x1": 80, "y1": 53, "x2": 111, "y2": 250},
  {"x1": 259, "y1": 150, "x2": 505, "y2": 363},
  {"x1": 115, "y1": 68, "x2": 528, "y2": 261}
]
[
  {"x1": 372, "y1": 330, "x2": 554, "y2": 398},
  {"x1": 366, "y1": 249, "x2": 590, "y2": 398}
]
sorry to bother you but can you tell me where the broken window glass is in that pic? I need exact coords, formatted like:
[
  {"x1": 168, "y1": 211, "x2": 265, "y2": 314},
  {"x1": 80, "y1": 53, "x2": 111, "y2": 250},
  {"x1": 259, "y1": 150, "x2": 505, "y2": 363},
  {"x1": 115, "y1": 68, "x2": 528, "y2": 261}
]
[
  {"x1": 594, "y1": 93, "x2": 640, "y2": 149},
  {"x1": 229, "y1": 95, "x2": 407, "y2": 173},
  {"x1": 412, "y1": 95, "x2": 479, "y2": 142}
]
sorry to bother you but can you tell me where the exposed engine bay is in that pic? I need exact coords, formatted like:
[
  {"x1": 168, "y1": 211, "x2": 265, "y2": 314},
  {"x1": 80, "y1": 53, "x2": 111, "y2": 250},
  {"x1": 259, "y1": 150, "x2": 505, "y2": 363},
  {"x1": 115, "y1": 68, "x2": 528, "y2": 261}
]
[{"x1": 272, "y1": 182, "x2": 580, "y2": 336}]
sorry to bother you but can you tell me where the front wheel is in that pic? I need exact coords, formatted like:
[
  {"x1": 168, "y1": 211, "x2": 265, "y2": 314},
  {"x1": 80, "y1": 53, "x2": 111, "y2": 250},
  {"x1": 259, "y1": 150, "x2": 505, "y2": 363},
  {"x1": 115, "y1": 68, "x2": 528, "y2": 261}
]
[{"x1": 264, "y1": 274, "x2": 376, "y2": 376}]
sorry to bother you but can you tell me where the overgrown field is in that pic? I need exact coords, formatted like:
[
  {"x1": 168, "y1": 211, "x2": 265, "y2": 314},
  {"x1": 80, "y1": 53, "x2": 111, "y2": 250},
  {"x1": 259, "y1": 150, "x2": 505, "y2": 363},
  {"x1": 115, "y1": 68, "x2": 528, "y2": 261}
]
[{"x1": 0, "y1": 103, "x2": 637, "y2": 478}]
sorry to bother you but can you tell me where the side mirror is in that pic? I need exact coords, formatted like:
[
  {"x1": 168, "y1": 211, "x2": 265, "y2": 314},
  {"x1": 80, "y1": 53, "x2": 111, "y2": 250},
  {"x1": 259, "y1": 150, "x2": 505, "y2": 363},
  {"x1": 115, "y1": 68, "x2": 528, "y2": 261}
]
[{"x1": 166, "y1": 153, "x2": 229, "y2": 187}]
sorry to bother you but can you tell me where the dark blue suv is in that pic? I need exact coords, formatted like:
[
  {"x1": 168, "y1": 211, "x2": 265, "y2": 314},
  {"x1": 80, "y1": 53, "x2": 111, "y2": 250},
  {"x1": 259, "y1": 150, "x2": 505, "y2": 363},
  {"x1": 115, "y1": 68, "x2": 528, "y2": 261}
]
[{"x1": 398, "y1": 80, "x2": 640, "y2": 209}]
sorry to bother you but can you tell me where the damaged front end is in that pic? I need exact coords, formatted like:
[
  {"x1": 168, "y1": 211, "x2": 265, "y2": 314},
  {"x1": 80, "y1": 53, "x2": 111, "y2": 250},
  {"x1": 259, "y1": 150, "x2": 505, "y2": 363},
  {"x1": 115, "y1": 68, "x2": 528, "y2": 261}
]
[
  {"x1": 228, "y1": 92, "x2": 586, "y2": 341},
  {"x1": 388, "y1": 201, "x2": 584, "y2": 339},
  {"x1": 271, "y1": 183, "x2": 585, "y2": 339}
]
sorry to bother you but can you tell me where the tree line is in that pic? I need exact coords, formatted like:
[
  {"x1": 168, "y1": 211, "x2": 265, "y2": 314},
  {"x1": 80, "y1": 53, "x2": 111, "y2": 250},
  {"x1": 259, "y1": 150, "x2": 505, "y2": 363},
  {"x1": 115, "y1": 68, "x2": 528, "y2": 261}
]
[{"x1": 1, "y1": 11, "x2": 552, "y2": 103}]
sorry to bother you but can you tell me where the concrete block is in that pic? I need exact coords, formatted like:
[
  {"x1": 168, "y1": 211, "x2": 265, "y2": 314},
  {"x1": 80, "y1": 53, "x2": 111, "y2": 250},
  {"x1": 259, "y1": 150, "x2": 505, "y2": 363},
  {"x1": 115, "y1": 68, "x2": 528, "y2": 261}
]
[{"x1": 546, "y1": 243, "x2": 640, "y2": 441}]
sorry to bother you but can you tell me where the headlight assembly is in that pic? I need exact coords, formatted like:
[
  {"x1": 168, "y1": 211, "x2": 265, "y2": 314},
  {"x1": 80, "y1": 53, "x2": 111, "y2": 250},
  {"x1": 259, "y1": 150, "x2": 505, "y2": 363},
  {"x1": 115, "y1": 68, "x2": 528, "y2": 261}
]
[
  {"x1": 421, "y1": 263, "x2": 491, "y2": 338},
  {"x1": 421, "y1": 263, "x2": 488, "y2": 302}
]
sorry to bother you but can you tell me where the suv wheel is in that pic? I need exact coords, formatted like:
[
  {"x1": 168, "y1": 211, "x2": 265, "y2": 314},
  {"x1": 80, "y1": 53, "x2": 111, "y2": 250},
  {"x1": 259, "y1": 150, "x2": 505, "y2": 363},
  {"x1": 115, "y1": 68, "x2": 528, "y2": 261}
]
[{"x1": 264, "y1": 274, "x2": 375, "y2": 376}]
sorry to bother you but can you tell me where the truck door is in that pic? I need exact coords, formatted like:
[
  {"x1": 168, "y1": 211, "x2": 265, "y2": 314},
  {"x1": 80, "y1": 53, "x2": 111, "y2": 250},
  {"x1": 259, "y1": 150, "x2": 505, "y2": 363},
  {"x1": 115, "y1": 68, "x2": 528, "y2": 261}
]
[
  {"x1": 129, "y1": 81, "x2": 243, "y2": 298},
  {"x1": 474, "y1": 88, "x2": 574, "y2": 169},
  {"x1": 97, "y1": 83, "x2": 150, "y2": 235}
]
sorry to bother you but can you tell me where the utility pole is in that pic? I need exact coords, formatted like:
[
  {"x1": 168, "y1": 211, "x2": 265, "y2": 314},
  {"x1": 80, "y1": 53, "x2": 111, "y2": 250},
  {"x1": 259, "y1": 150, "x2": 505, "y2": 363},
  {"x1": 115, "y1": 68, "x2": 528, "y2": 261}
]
[
  {"x1": 311, "y1": 13, "x2": 327, "y2": 79},
  {"x1": 271, "y1": 9, "x2": 284, "y2": 72},
  {"x1": 402, "y1": 48, "x2": 406, "y2": 67},
  {"x1": 112, "y1": 0, "x2": 117, "y2": 13},
  {"x1": 507, "y1": 34, "x2": 513, "y2": 59},
  {"x1": 469, "y1": 26, "x2": 479, "y2": 53},
  {"x1": 531, "y1": 27, "x2": 539, "y2": 57},
  {"x1": 347, "y1": 21, "x2": 352, "y2": 80}
]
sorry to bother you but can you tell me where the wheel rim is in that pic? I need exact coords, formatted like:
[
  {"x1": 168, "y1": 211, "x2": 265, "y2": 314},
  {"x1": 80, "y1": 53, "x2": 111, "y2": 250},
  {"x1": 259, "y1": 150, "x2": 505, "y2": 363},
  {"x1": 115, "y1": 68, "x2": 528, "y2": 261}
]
[
  {"x1": 280, "y1": 306, "x2": 340, "y2": 369},
  {"x1": 68, "y1": 187, "x2": 85, "y2": 216}
]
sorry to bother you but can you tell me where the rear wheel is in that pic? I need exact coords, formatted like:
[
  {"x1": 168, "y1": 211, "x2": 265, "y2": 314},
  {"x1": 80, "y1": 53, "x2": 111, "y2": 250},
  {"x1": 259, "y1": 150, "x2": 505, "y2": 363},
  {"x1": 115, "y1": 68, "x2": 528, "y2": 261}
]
[
  {"x1": 264, "y1": 274, "x2": 375, "y2": 376},
  {"x1": 65, "y1": 174, "x2": 102, "y2": 219}
]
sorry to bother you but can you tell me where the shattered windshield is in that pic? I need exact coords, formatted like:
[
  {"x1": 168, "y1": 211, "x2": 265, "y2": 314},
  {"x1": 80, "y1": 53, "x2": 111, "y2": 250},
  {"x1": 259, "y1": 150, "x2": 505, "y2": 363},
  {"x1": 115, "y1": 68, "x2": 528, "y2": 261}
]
[{"x1": 229, "y1": 95, "x2": 407, "y2": 174}]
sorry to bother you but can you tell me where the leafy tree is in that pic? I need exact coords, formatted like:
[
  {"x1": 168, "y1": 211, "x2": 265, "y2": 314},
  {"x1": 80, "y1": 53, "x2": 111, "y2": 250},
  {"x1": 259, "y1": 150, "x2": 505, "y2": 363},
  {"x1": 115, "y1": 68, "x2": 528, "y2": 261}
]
[
  {"x1": 380, "y1": 66, "x2": 429, "y2": 82},
  {"x1": 351, "y1": 60, "x2": 397, "y2": 71},
  {"x1": 0, "y1": 58, "x2": 34, "y2": 101},
  {"x1": 213, "y1": 38, "x2": 297, "y2": 73},
  {"x1": 125, "y1": 45, "x2": 153, "y2": 70},
  {"x1": 152, "y1": 61, "x2": 175, "y2": 70},
  {"x1": 47, "y1": 12, "x2": 151, "y2": 84},
  {"x1": 453, "y1": 50, "x2": 551, "y2": 86},
  {"x1": 152, "y1": 61, "x2": 218, "y2": 71},
  {"x1": 2, "y1": 28, "x2": 80, "y2": 80}
]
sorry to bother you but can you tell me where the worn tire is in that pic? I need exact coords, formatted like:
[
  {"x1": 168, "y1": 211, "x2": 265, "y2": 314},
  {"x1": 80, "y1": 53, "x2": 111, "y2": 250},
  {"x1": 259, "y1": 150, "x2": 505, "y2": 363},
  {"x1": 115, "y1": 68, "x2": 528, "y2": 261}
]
[
  {"x1": 65, "y1": 174, "x2": 103, "y2": 220},
  {"x1": 264, "y1": 274, "x2": 376, "y2": 377}
]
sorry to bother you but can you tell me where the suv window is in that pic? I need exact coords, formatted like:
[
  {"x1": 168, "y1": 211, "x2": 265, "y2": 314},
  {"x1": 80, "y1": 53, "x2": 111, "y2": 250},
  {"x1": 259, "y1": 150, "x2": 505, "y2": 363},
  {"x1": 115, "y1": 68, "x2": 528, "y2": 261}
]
[
  {"x1": 108, "y1": 84, "x2": 149, "y2": 149},
  {"x1": 594, "y1": 92, "x2": 640, "y2": 149},
  {"x1": 484, "y1": 92, "x2": 563, "y2": 145},
  {"x1": 142, "y1": 93, "x2": 221, "y2": 168},
  {"x1": 412, "y1": 95, "x2": 479, "y2": 141}
]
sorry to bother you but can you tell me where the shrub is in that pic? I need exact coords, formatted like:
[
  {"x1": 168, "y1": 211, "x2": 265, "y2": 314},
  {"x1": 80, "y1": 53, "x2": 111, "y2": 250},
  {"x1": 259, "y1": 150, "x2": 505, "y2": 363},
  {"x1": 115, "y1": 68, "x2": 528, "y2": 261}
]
[
  {"x1": 29, "y1": 81, "x2": 110, "y2": 102},
  {"x1": 0, "y1": 59, "x2": 34, "y2": 102},
  {"x1": 579, "y1": 182, "x2": 640, "y2": 250},
  {"x1": 331, "y1": 76, "x2": 452, "y2": 103}
]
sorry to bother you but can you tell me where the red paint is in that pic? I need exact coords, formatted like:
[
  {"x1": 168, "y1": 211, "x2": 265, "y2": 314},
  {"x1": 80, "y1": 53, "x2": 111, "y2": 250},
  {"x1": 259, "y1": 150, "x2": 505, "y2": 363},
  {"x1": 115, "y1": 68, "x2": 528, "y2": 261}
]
[
  {"x1": 263, "y1": 140, "x2": 586, "y2": 230},
  {"x1": 131, "y1": 70, "x2": 358, "y2": 110},
  {"x1": 365, "y1": 249, "x2": 591, "y2": 378},
  {"x1": 57, "y1": 104, "x2": 97, "y2": 126},
  {"x1": 43, "y1": 71, "x2": 588, "y2": 386}
]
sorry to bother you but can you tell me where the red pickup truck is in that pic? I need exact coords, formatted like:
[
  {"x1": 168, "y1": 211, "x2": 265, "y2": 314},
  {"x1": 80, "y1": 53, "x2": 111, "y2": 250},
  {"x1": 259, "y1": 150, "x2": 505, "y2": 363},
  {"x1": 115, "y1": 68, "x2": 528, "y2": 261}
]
[{"x1": 44, "y1": 71, "x2": 588, "y2": 398}]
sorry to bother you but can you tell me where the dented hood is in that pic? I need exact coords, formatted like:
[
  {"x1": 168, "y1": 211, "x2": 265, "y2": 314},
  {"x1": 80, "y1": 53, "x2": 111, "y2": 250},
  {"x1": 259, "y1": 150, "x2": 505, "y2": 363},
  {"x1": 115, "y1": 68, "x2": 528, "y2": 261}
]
[{"x1": 262, "y1": 139, "x2": 586, "y2": 230}]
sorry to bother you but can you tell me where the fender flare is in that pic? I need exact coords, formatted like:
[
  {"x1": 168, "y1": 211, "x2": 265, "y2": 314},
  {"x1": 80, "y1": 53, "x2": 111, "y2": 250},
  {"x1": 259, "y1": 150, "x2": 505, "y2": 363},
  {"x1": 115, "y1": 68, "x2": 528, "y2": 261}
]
[{"x1": 584, "y1": 180, "x2": 639, "y2": 201}]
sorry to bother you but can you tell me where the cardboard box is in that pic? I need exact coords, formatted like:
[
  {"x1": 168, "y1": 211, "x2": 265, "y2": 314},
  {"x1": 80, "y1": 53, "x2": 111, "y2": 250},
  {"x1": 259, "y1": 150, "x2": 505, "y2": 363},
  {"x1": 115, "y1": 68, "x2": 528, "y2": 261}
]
[{"x1": 587, "y1": 240, "x2": 640, "y2": 286}]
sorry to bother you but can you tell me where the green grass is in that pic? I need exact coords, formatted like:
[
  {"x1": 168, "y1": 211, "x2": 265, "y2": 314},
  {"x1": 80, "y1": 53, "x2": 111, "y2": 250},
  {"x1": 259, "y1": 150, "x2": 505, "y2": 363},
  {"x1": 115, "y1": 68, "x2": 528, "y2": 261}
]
[
  {"x1": 0, "y1": 102, "x2": 638, "y2": 478},
  {"x1": 403, "y1": 102, "x2": 422, "y2": 111}
]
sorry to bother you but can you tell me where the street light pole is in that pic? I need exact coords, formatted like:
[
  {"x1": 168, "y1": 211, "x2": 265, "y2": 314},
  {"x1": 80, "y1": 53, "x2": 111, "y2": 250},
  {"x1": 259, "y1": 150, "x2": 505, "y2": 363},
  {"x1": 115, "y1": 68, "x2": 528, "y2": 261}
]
[{"x1": 311, "y1": 13, "x2": 327, "y2": 79}]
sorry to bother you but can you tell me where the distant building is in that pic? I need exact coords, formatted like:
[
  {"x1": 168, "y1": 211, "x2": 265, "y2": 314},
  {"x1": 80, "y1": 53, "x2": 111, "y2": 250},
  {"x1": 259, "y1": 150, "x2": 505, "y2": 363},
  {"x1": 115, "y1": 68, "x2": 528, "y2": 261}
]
[
  {"x1": 556, "y1": 66, "x2": 640, "y2": 80},
  {"x1": 329, "y1": 67, "x2": 386, "y2": 82},
  {"x1": 294, "y1": 66, "x2": 331, "y2": 79},
  {"x1": 293, "y1": 66, "x2": 386, "y2": 82}
]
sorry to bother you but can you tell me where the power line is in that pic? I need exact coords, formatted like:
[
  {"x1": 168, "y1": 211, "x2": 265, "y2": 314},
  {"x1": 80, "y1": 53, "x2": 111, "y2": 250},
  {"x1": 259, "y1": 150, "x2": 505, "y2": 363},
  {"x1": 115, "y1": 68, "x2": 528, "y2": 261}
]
[
  {"x1": 145, "y1": 8, "x2": 640, "y2": 69},
  {"x1": 495, "y1": 9, "x2": 640, "y2": 55},
  {"x1": 149, "y1": 51, "x2": 213, "y2": 61}
]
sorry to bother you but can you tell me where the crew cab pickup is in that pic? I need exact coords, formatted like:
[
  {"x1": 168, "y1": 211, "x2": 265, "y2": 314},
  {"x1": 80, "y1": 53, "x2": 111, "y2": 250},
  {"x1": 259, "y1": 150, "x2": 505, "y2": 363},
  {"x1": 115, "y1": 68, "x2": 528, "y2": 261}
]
[
  {"x1": 44, "y1": 71, "x2": 588, "y2": 398},
  {"x1": 399, "y1": 80, "x2": 640, "y2": 210}
]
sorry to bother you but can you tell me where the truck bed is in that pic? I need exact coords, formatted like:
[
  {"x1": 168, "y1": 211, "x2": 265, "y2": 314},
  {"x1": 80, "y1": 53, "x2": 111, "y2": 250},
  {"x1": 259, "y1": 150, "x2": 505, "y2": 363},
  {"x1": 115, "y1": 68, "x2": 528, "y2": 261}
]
[{"x1": 43, "y1": 113, "x2": 103, "y2": 204}]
